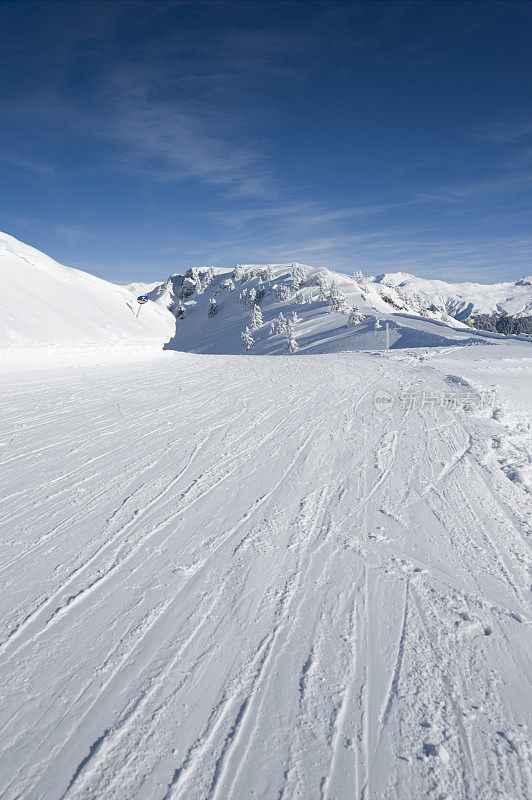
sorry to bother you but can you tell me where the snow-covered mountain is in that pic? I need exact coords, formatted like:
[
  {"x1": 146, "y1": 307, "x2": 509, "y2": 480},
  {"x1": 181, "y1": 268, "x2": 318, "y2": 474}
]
[
  {"x1": 144, "y1": 262, "x2": 509, "y2": 355},
  {"x1": 374, "y1": 271, "x2": 532, "y2": 320},
  {"x1": 0, "y1": 231, "x2": 174, "y2": 350},
  {"x1": 1, "y1": 232, "x2": 531, "y2": 359}
]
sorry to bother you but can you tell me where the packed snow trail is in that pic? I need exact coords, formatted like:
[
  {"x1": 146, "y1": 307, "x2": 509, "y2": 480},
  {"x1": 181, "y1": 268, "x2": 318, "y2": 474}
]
[{"x1": 0, "y1": 351, "x2": 530, "y2": 800}]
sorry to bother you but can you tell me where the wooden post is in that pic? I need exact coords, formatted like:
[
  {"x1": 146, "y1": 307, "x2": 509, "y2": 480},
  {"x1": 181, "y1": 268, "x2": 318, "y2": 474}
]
[
  {"x1": 386, "y1": 322, "x2": 390, "y2": 353},
  {"x1": 136, "y1": 303, "x2": 142, "y2": 318}
]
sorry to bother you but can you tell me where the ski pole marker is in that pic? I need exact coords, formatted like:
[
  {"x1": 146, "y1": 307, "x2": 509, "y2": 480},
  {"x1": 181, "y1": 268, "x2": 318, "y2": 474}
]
[
  {"x1": 136, "y1": 295, "x2": 149, "y2": 318},
  {"x1": 386, "y1": 321, "x2": 390, "y2": 353}
]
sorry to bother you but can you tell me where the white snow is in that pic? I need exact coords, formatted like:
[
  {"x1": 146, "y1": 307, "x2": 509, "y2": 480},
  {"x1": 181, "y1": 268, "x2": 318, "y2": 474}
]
[
  {"x1": 375, "y1": 271, "x2": 532, "y2": 319},
  {"x1": 144, "y1": 263, "x2": 514, "y2": 357},
  {"x1": 0, "y1": 235, "x2": 531, "y2": 799},
  {"x1": 0, "y1": 231, "x2": 175, "y2": 353}
]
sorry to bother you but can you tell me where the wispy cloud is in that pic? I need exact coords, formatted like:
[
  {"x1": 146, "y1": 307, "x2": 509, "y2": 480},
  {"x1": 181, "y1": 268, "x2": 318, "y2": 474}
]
[
  {"x1": 54, "y1": 224, "x2": 96, "y2": 241},
  {"x1": 0, "y1": 152, "x2": 55, "y2": 176},
  {"x1": 476, "y1": 120, "x2": 532, "y2": 144},
  {"x1": 104, "y1": 68, "x2": 271, "y2": 197}
]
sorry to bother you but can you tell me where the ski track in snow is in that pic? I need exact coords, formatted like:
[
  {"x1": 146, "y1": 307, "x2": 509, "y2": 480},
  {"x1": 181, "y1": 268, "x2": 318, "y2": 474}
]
[{"x1": 0, "y1": 351, "x2": 530, "y2": 800}]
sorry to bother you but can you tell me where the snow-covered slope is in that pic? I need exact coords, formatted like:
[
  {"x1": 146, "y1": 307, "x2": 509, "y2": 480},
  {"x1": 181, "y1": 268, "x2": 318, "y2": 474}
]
[
  {"x1": 1, "y1": 345, "x2": 530, "y2": 799},
  {"x1": 124, "y1": 280, "x2": 164, "y2": 297},
  {"x1": 1, "y1": 234, "x2": 531, "y2": 799},
  {"x1": 375, "y1": 271, "x2": 532, "y2": 319},
  {"x1": 146, "y1": 263, "x2": 491, "y2": 356},
  {"x1": 1, "y1": 233, "x2": 530, "y2": 363},
  {"x1": 0, "y1": 232, "x2": 175, "y2": 350}
]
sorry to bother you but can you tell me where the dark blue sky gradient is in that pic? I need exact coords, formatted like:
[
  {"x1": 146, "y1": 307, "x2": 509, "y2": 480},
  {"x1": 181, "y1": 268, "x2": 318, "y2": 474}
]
[{"x1": 1, "y1": 0, "x2": 531, "y2": 282}]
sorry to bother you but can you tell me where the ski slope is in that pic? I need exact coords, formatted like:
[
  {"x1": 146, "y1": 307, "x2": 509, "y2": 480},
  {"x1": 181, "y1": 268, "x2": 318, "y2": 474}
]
[
  {"x1": 1, "y1": 346, "x2": 530, "y2": 800},
  {"x1": 0, "y1": 231, "x2": 174, "y2": 353}
]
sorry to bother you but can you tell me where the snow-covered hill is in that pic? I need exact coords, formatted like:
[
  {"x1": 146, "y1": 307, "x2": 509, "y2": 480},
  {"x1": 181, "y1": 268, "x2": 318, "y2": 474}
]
[
  {"x1": 145, "y1": 262, "x2": 531, "y2": 355},
  {"x1": 375, "y1": 271, "x2": 532, "y2": 320},
  {"x1": 1, "y1": 233, "x2": 531, "y2": 364},
  {"x1": 0, "y1": 232, "x2": 174, "y2": 350}
]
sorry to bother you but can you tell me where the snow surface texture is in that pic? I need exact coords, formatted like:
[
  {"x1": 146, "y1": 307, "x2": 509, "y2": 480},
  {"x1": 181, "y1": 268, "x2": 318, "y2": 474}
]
[
  {"x1": 1, "y1": 235, "x2": 531, "y2": 799},
  {"x1": 1, "y1": 344, "x2": 531, "y2": 800}
]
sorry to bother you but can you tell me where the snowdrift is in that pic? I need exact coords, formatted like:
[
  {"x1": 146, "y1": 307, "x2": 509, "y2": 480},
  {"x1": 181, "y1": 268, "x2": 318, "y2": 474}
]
[{"x1": 0, "y1": 232, "x2": 175, "y2": 352}]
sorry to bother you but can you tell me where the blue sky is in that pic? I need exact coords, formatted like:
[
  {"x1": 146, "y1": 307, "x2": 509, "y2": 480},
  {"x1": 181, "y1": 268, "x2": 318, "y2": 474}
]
[{"x1": 1, "y1": 0, "x2": 531, "y2": 283}]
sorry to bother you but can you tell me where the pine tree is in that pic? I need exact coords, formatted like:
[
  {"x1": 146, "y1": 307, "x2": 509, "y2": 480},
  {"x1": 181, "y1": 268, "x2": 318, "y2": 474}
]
[
  {"x1": 232, "y1": 265, "x2": 244, "y2": 282},
  {"x1": 353, "y1": 269, "x2": 368, "y2": 292},
  {"x1": 285, "y1": 330, "x2": 299, "y2": 353},
  {"x1": 374, "y1": 317, "x2": 382, "y2": 329},
  {"x1": 208, "y1": 297, "x2": 218, "y2": 317},
  {"x1": 248, "y1": 287, "x2": 257, "y2": 306},
  {"x1": 328, "y1": 280, "x2": 346, "y2": 311},
  {"x1": 250, "y1": 303, "x2": 263, "y2": 330},
  {"x1": 291, "y1": 264, "x2": 306, "y2": 291},
  {"x1": 317, "y1": 273, "x2": 328, "y2": 301},
  {"x1": 347, "y1": 305, "x2": 365, "y2": 326},
  {"x1": 276, "y1": 285, "x2": 291, "y2": 301},
  {"x1": 290, "y1": 310, "x2": 300, "y2": 324},
  {"x1": 276, "y1": 312, "x2": 287, "y2": 334},
  {"x1": 262, "y1": 266, "x2": 274, "y2": 282},
  {"x1": 241, "y1": 326, "x2": 255, "y2": 351}
]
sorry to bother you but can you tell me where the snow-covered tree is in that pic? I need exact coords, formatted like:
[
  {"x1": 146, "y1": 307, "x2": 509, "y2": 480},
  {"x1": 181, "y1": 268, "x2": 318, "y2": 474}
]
[
  {"x1": 347, "y1": 305, "x2": 365, "y2": 326},
  {"x1": 248, "y1": 287, "x2": 257, "y2": 306},
  {"x1": 201, "y1": 267, "x2": 215, "y2": 292},
  {"x1": 208, "y1": 297, "x2": 218, "y2": 317},
  {"x1": 294, "y1": 291, "x2": 304, "y2": 304},
  {"x1": 317, "y1": 273, "x2": 328, "y2": 301},
  {"x1": 374, "y1": 317, "x2": 382, "y2": 329},
  {"x1": 276, "y1": 312, "x2": 288, "y2": 334},
  {"x1": 255, "y1": 285, "x2": 265, "y2": 303},
  {"x1": 353, "y1": 269, "x2": 367, "y2": 289},
  {"x1": 241, "y1": 326, "x2": 255, "y2": 351},
  {"x1": 232, "y1": 265, "x2": 245, "y2": 282},
  {"x1": 262, "y1": 266, "x2": 274, "y2": 282},
  {"x1": 250, "y1": 303, "x2": 263, "y2": 330},
  {"x1": 328, "y1": 280, "x2": 346, "y2": 311},
  {"x1": 221, "y1": 278, "x2": 235, "y2": 291},
  {"x1": 290, "y1": 310, "x2": 300, "y2": 324},
  {"x1": 285, "y1": 330, "x2": 299, "y2": 353},
  {"x1": 276, "y1": 284, "x2": 292, "y2": 301},
  {"x1": 291, "y1": 264, "x2": 306, "y2": 291},
  {"x1": 238, "y1": 288, "x2": 249, "y2": 306}
]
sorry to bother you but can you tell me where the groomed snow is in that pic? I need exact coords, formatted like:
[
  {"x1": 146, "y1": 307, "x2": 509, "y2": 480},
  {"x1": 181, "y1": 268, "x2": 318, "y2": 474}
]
[{"x1": 0, "y1": 344, "x2": 530, "y2": 800}]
